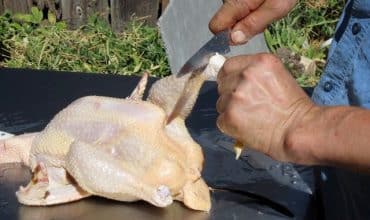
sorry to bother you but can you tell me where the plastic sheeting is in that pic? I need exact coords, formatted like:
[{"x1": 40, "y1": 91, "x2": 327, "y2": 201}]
[{"x1": 0, "y1": 69, "x2": 316, "y2": 219}]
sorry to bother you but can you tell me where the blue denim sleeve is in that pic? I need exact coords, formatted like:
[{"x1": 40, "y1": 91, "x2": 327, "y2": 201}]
[
  {"x1": 310, "y1": 1, "x2": 370, "y2": 219},
  {"x1": 311, "y1": 0, "x2": 370, "y2": 108}
]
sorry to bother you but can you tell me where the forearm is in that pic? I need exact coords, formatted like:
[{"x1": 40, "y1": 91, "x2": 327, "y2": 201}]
[{"x1": 288, "y1": 106, "x2": 370, "y2": 171}]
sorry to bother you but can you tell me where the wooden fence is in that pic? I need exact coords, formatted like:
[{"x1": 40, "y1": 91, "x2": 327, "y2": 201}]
[{"x1": 0, "y1": 0, "x2": 170, "y2": 32}]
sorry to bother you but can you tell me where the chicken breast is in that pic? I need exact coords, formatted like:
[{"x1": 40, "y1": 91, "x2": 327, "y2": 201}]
[{"x1": 0, "y1": 54, "x2": 226, "y2": 211}]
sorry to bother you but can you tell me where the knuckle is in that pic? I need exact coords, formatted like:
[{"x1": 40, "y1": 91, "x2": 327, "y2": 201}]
[
  {"x1": 225, "y1": 0, "x2": 247, "y2": 9},
  {"x1": 216, "y1": 97, "x2": 223, "y2": 113},
  {"x1": 216, "y1": 114, "x2": 229, "y2": 134},
  {"x1": 231, "y1": 89, "x2": 245, "y2": 102},
  {"x1": 217, "y1": 83, "x2": 222, "y2": 94},
  {"x1": 241, "y1": 67, "x2": 259, "y2": 83},
  {"x1": 256, "y1": 53, "x2": 270, "y2": 63},
  {"x1": 254, "y1": 53, "x2": 266, "y2": 64},
  {"x1": 268, "y1": 53, "x2": 280, "y2": 62},
  {"x1": 224, "y1": 0, "x2": 237, "y2": 7},
  {"x1": 224, "y1": 0, "x2": 253, "y2": 20},
  {"x1": 241, "y1": 69, "x2": 251, "y2": 81},
  {"x1": 223, "y1": 0, "x2": 240, "y2": 19},
  {"x1": 216, "y1": 116, "x2": 224, "y2": 131},
  {"x1": 241, "y1": 14, "x2": 260, "y2": 33},
  {"x1": 255, "y1": 53, "x2": 279, "y2": 66},
  {"x1": 208, "y1": 19, "x2": 218, "y2": 33},
  {"x1": 217, "y1": 68, "x2": 225, "y2": 82},
  {"x1": 224, "y1": 107, "x2": 240, "y2": 129},
  {"x1": 233, "y1": 0, "x2": 259, "y2": 11},
  {"x1": 222, "y1": 59, "x2": 235, "y2": 74},
  {"x1": 223, "y1": 109, "x2": 235, "y2": 124}
]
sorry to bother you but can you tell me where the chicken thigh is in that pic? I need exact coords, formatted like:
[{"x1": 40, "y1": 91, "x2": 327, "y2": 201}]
[{"x1": 0, "y1": 54, "x2": 226, "y2": 211}]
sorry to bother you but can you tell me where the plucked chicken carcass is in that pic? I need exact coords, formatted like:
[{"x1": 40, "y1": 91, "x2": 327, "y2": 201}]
[{"x1": 0, "y1": 54, "x2": 226, "y2": 212}]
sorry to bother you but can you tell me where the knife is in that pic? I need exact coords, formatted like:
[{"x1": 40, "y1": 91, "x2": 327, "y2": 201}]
[
  {"x1": 176, "y1": 29, "x2": 247, "y2": 159},
  {"x1": 175, "y1": 29, "x2": 244, "y2": 160},
  {"x1": 177, "y1": 30, "x2": 231, "y2": 76}
]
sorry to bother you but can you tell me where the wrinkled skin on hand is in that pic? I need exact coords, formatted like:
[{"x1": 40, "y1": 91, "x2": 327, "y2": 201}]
[
  {"x1": 209, "y1": 0, "x2": 297, "y2": 44},
  {"x1": 216, "y1": 53, "x2": 315, "y2": 162}
]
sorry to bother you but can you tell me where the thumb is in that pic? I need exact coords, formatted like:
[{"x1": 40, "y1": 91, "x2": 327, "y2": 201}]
[
  {"x1": 209, "y1": 0, "x2": 264, "y2": 34},
  {"x1": 231, "y1": 1, "x2": 297, "y2": 44}
]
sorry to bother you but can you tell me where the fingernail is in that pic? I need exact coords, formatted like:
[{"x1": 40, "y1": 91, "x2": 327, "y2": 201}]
[{"x1": 231, "y1": 31, "x2": 249, "y2": 44}]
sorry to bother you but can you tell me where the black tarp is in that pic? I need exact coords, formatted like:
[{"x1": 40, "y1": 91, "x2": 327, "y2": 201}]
[{"x1": 0, "y1": 68, "x2": 317, "y2": 220}]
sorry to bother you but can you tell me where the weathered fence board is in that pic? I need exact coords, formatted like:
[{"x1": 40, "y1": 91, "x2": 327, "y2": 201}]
[
  {"x1": 61, "y1": 0, "x2": 109, "y2": 29},
  {"x1": 60, "y1": 0, "x2": 84, "y2": 29},
  {"x1": 0, "y1": 0, "x2": 162, "y2": 32},
  {"x1": 0, "y1": 0, "x2": 3, "y2": 15},
  {"x1": 110, "y1": 0, "x2": 159, "y2": 32},
  {"x1": 86, "y1": 0, "x2": 109, "y2": 22},
  {"x1": 2, "y1": 0, "x2": 32, "y2": 14}
]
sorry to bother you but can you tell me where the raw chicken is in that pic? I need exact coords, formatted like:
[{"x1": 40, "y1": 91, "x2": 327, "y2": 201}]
[{"x1": 0, "y1": 54, "x2": 226, "y2": 212}]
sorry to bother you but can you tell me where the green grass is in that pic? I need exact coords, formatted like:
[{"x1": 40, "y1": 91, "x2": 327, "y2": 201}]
[
  {"x1": 0, "y1": 8, "x2": 170, "y2": 77},
  {"x1": 0, "y1": 1, "x2": 346, "y2": 85},
  {"x1": 265, "y1": 0, "x2": 346, "y2": 86}
]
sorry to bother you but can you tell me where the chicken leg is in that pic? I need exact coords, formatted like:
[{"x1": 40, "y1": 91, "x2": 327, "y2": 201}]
[{"x1": 0, "y1": 54, "x2": 227, "y2": 212}]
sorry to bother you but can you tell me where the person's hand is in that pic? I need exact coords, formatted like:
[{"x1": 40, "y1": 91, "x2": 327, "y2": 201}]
[
  {"x1": 216, "y1": 53, "x2": 316, "y2": 163},
  {"x1": 209, "y1": 0, "x2": 297, "y2": 45}
]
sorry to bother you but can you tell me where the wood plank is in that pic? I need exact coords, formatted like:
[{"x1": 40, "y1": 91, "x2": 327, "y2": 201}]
[
  {"x1": 60, "y1": 0, "x2": 109, "y2": 29},
  {"x1": 35, "y1": 0, "x2": 46, "y2": 10},
  {"x1": 86, "y1": 0, "x2": 109, "y2": 23},
  {"x1": 0, "y1": 0, "x2": 4, "y2": 15},
  {"x1": 110, "y1": 0, "x2": 159, "y2": 33},
  {"x1": 3, "y1": 0, "x2": 31, "y2": 14},
  {"x1": 109, "y1": 0, "x2": 125, "y2": 32},
  {"x1": 60, "y1": 0, "x2": 72, "y2": 27},
  {"x1": 60, "y1": 0, "x2": 87, "y2": 29},
  {"x1": 135, "y1": 0, "x2": 159, "y2": 26}
]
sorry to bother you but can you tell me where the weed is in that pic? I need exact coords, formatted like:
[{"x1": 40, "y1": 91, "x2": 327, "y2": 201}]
[
  {"x1": 265, "y1": 0, "x2": 346, "y2": 86},
  {"x1": 1, "y1": 1, "x2": 346, "y2": 84},
  {"x1": 0, "y1": 8, "x2": 170, "y2": 77}
]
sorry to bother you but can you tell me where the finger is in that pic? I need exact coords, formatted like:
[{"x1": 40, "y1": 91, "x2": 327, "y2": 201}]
[
  {"x1": 216, "y1": 94, "x2": 231, "y2": 114},
  {"x1": 217, "y1": 55, "x2": 264, "y2": 94},
  {"x1": 217, "y1": 55, "x2": 254, "y2": 83},
  {"x1": 231, "y1": 1, "x2": 296, "y2": 44},
  {"x1": 216, "y1": 113, "x2": 230, "y2": 135},
  {"x1": 209, "y1": 0, "x2": 264, "y2": 34},
  {"x1": 217, "y1": 75, "x2": 239, "y2": 95},
  {"x1": 216, "y1": 111, "x2": 240, "y2": 139}
]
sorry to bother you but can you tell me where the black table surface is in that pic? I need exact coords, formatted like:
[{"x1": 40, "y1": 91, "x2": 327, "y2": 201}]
[{"x1": 0, "y1": 68, "x2": 316, "y2": 220}]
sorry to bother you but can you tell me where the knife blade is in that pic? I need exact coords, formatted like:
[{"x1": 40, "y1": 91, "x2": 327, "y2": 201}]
[{"x1": 177, "y1": 30, "x2": 230, "y2": 76}]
